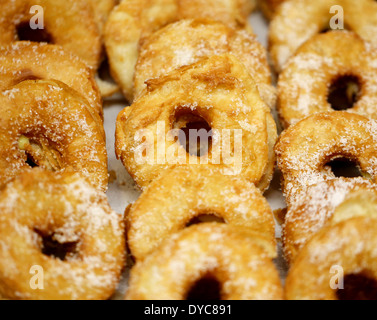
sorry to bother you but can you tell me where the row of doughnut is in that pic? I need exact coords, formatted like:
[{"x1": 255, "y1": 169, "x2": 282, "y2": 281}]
[{"x1": 0, "y1": 0, "x2": 376, "y2": 300}]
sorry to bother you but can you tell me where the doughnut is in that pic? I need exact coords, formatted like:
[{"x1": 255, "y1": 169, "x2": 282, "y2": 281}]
[
  {"x1": 278, "y1": 31, "x2": 377, "y2": 128},
  {"x1": 134, "y1": 19, "x2": 276, "y2": 109},
  {"x1": 258, "y1": 0, "x2": 285, "y2": 19},
  {"x1": 275, "y1": 112, "x2": 377, "y2": 205},
  {"x1": 89, "y1": 0, "x2": 117, "y2": 34},
  {"x1": 0, "y1": 41, "x2": 103, "y2": 119},
  {"x1": 283, "y1": 178, "x2": 377, "y2": 264},
  {"x1": 285, "y1": 217, "x2": 377, "y2": 300},
  {"x1": 0, "y1": 169, "x2": 125, "y2": 300},
  {"x1": 269, "y1": 0, "x2": 377, "y2": 72},
  {"x1": 0, "y1": 79, "x2": 108, "y2": 191},
  {"x1": 126, "y1": 223, "x2": 283, "y2": 300},
  {"x1": 104, "y1": 0, "x2": 253, "y2": 101},
  {"x1": 127, "y1": 166, "x2": 277, "y2": 262},
  {"x1": 115, "y1": 54, "x2": 275, "y2": 191},
  {"x1": 0, "y1": 0, "x2": 102, "y2": 70}
]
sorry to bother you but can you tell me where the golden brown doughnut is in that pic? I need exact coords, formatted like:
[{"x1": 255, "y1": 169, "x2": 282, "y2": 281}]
[
  {"x1": 0, "y1": 41, "x2": 103, "y2": 119},
  {"x1": 134, "y1": 19, "x2": 276, "y2": 109},
  {"x1": 278, "y1": 31, "x2": 377, "y2": 128},
  {"x1": 104, "y1": 0, "x2": 254, "y2": 101},
  {"x1": 258, "y1": 0, "x2": 285, "y2": 19},
  {"x1": 283, "y1": 178, "x2": 377, "y2": 264},
  {"x1": 285, "y1": 217, "x2": 377, "y2": 300},
  {"x1": 0, "y1": 169, "x2": 125, "y2": 300},
  {"x1": 0, "y1": 0, "x2": 101, "y2": 70},
  {"x1": 275, "y1": 112, "x2": 377, "y2": 205},
  {"x1": 126, "y1": 223, "x2": 283, "y2": 300},
  {"x1": 269, "y1": 0, "x2": 377, "y2": 73},
  {"x1": 116, "y1": 54, "x2": 275, "y2": 191},
  {"x1": 0, "y1": 80, "x2": 108, "y2": 191},
  {"x1": 127, "y1": 166, "x2": 277, "y2": 261}
]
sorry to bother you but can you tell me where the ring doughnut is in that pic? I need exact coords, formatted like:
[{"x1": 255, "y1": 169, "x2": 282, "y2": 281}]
[
  {"x1": 269, "y1": 0, "x2": 377, "y2": 72},
  {"x1": 275, "y1": 112, "x2": 377, "y2": 205},
  {"x1": 0, "y1": 41, "x2": 103, "y2": 119},
  {"x1": 104, "y1": 0, "x2": 253, "y2": 101},
  {"x1": 126, "y1": 223, "x2": 284, "y2": 300},
  {"x1": 127, "y1": 166, "x2": 277, "y2": 262},
  {"x1": 0, "y1": 79, "x2": 108, "y2": 191},
  {"x1": 258, "y1": 0, "x2": 285, "y2": 19},
  {"x1": 0, "y1": 0, "x2": 102, "y2": 70},
  {"x1": 278, "y1": 31, "x2": 377, "y2": 128},
  {"x1": 0, "y1": 169, "x2": 125, "y2": 300},
  {"x1": 116, "y1": 54, "x2": 274, "y2": 191},
  {"x1": 283, "y1": 178, "x2": 377, "y2": 264},
  {"x1": 134, "y1": 19, "x2": 276, "y2": 109},
  {"x1": 285, "y1": 217, "x2": 377, "y2": 300}
]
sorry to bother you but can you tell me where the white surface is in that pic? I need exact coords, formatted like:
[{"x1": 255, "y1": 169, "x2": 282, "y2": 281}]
[{"x1": 103, "y1": 12, "x2": 289, "y2": 298}]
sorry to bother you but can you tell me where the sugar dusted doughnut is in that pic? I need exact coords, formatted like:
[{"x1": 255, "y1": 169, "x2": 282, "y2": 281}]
[
  {"x1": 258, "y1": 0, "x2": 285, "y2": 19},
  {"x1": 134, "y1": 19, "x2": 276, "y2": 109},
  {"x1": 127, "y1": 166, "x2": 277, "y2": 261},
  {"x1": 283, "y1": 178, "x2": 377, "y2": 264},
  {"x1": 286, "y1": 217, "x2": 377, "y2": 300},
  {"x1": 126, "y1": 224, "x2": 283, "y2": 300},
  {"x1": 278, "y1": 31, "x2": 377, "y2": 128},
  {"x1": 269, "y1": 0, "x2": 377, "y2": 72},
  {"x1": 116, "y1": 54, "x2": 274, "y2": 191},
  {"x1": 275, "y1": 112, "x2": 377, "y2": 205},
  {"x1": 0, "y1": 0, "x2": 101, "y2": 69},
  {"x1": 0, "y1": 169, "x2": 125, "y2": 300},
  {"x1": 0, "y1": 80, "x2": 108, "y2": 191},
  {"x1": 0, "y1": 42, "x2": 103, "y2": 119},
  {"x1": 104, "y1": 0, "x2": 254, "y2": 101}
]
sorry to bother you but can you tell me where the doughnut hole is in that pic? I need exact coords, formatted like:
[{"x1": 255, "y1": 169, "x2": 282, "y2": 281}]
[
  {"x1": 337, "y1": 273, "x2": 377, "y2": 300},
  {"x1": 325, "y1": 157, "x2": 364, "y2": 178},
  {"x1": 185, "y1": 214, "x2": 226, "y2": 227},
  {"x1": 186, "y1": 274, "x2": 223, "y2": 300},
  {"x1": 35, "y1": 229, "x2": 79, "y2": 261},
  {"x1": 327, "y1": 75, "x2": 361, "y2": 111},
  {"x1": 16, "y1": 21, "x2": 52, "y2": 43},
  {"x1": 174, "y1": 111, "x2": 213, "y2": 157},
  {"x1": 18, "y1": 135, "x2": 63, "y2": 171}
]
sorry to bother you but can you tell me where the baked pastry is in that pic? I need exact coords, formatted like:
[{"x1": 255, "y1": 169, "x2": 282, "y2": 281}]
[
  {"x1": 104, "y1": 0, "x2": 254, "y2": 101},
  {"x1": 116, "y1": 54, "x2": 275, "y2": 191},
  {"x1": 126, "y1": 223, "x2": 284, "y2": 300},
  {"x1": 134, "y1": 19, "x2": 276, "y2": 109},
  {"x1": 0, "y1": 80, "x2": 108, "y2": 191},
  {"x1": 278, "y1": 31, "x2": 377, "y2": 128},
  {"x1": 258, "y1": 0, "x2": 285, "y2": 19},
  {"x1": 0, "y1": 41, "x2": 103, "y2": 119},
  {"x1": 285, "y1": 217, "x2": 377, "y2": 300},
  {"x1": 127, "y1": 166, "x2": 277, "y2": 261},
  {"x1": 89, "y1": 0, "x2": 117, "y2": 34},
  {"x1": 269, "y1": 0, "x2": 377, "y2": 72},
  {"x1": 283, "y1": 178, "x2": 377, "y2": 263},
  {"x1": 0, "y1": 0, "x2": 101, "y2": 69},
  {"x1": 0, "y1": 169, "x2": 125, "y2": 300},
  {"x1": 275, "y1": 112, "x2": 377, "y2": 205}
]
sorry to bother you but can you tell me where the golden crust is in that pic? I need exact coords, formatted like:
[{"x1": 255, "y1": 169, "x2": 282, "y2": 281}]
[
  {"x1": 285, "y1": 217, "x2": 377, "y2": 300},
  {"x1": 89, "y1": 0, "x2": 117, "y2": 34},
  {"x1": 278, "y1": 31, "x2": 377, "y2": 128},
  {"x1": 0, "y1": 80, "x2": 108, "y2": 191},
  {"x1": 104, "y1": 0, "x2": 254, "y2": 101},
  {"x1": 269, "y1": 0, "x2": 377, "y2": 73},
  {"x1": 115, "y1": 54, "x2": 273, "y2": 191},
  {"x1": 127, "y1": 166, "x2": 277, "y2": 262},
  {"x1": 275, "y1": 112, "x2": 377, "y2": 205},
  {"x1": 258, "y1": 0, "x2": 285, "y2": 19},
  {"x1": 283, "y1": 178, "x2": 377, "y2": 264},
  {"x1": 134, "y1": 19, "x2": 276, "y2": 109},
  {"x1": 0, "y1": 41, "x2": 103, "y2": 119},
  {"x1": 0, "y1": 169, "x2": 125, "y2": 300},
  {"x1": 0, "y1": 0, "x2": 101, "y2": 70},
  {"x1": 126, "y1": 223, "x2": 283, "y2": 300}
]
